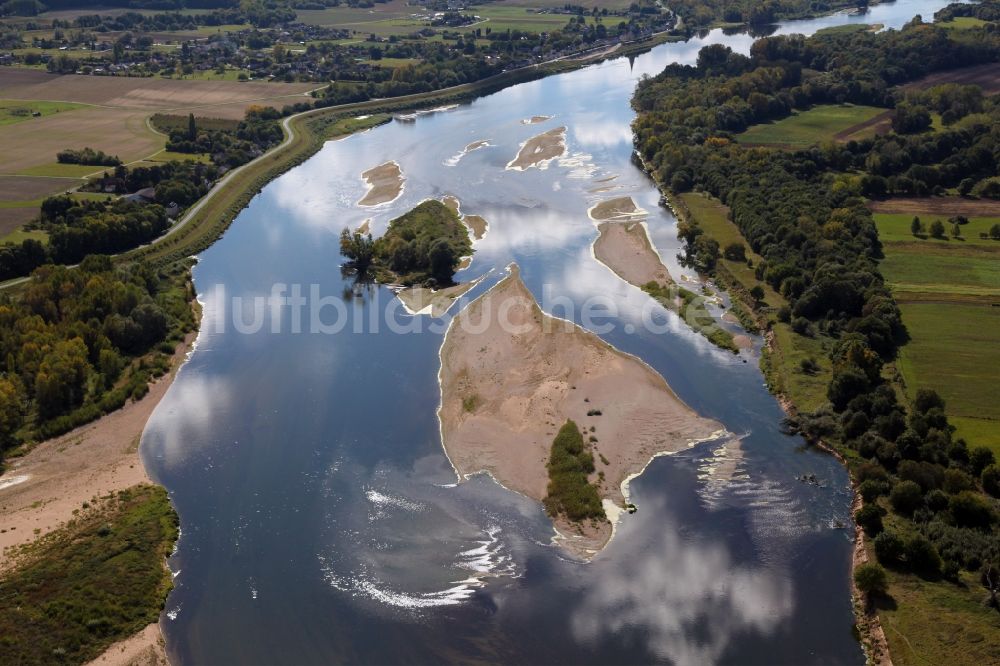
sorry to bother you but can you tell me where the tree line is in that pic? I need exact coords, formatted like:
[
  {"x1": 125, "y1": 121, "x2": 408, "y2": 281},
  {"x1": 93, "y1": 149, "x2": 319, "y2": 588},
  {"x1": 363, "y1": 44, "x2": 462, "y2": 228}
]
[{"x1": 633, "y1": 15, "x2": 1000, "y2": 598}]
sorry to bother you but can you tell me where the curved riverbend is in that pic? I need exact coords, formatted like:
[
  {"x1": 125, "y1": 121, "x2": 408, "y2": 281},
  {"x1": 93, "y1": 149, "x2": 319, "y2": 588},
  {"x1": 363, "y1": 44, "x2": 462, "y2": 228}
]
[{"x1": 142, "y1": 2, "x2": 956, "y2": 663}]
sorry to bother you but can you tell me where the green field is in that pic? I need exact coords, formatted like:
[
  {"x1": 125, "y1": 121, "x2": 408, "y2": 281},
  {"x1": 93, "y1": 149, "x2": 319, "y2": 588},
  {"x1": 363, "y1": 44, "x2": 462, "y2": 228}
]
[
  {"x1": 880, "y1": 249, "x2": 1000, "y2": 296},
  {"x1": 736, "y1": 104, "x2": 886, "y2": 147},
  {"x1": 0, "y1": 99, "x2": 86, "y2": 127},
  {"x1": 877, "y1": 212, "x2": 1000, "y2": 454},
  {"x1": 939, "y1": 16, "x2": 989, "y2": 31},
  {"x1": 875, "y1": 212, "x2": 1000, "y2": 246},
  {"x1": 0, "y1": 228, "x2": 47, "y2": 245},
  {"x1": 149, "y1": 150, "x2": 214, "y2": 164}
]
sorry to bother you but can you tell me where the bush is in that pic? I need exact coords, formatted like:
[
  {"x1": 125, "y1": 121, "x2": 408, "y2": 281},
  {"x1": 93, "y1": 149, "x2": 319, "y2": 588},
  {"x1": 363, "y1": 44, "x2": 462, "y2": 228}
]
[
  {"x1": 859, "y1": 479, "x2": 889, "y2": 503},
  {"x1": 949, "y1": 491, "x2": 995, "y2": 529},
  {"x1": 544, "y1": 420, "x2": 605, "y2": 523},
  {"x1": 723, "y1": 242, "x2": 746, "y2": 261},
  {"x1": 874, "y1": 530, "x2": 904, "y2": 566},
  {"x1": 905, "y1": 534, "x2": 941, "y2": 574},
  {"x1": 855, "y1": 562, "x2": 888, "y2": 598},
  {"x1": 890, "y1": 480, "x2": 923, "y2": 516},
  {"x1": 855, "y1": 504, "x2": 884, "y2": 537},
  {"x1": 982, "y1": 464, "x2": 1000, "y2": 498}
]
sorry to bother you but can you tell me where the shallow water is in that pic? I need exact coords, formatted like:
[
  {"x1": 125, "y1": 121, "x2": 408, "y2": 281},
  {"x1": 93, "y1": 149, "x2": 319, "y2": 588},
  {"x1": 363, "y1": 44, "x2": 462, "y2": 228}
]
[{"x1": 142, "y1": 3, "x2": 958, "y2": 662}]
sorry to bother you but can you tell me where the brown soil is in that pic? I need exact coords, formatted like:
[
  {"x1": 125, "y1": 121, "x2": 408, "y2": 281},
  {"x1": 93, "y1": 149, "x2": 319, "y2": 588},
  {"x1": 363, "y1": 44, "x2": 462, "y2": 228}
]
[
  {"x1": 868, "y1": 197, "x2": 1000, "y2": 217},
  {"x1": 438, "y1": 265, "x2": 722, "y2": 558},
  {"x1": 86, "y1": 622, "x2": 168, "y2": 666},
  {"x1": 902, "y1": 61, "x2": 1000, "y2": 94}
]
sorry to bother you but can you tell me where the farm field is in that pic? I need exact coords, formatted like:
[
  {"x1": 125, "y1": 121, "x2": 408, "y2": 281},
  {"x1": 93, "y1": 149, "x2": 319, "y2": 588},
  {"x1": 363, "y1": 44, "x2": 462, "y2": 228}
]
[
  {"x1": 0, "y1": 68, "x2": 319, "y2": 235},
  {"x1": 736, "y1": 104, "x2": 887, "y2": 147},
  {"x1": 875, "y1": 198, "x2": 1000, "y2": 455}
]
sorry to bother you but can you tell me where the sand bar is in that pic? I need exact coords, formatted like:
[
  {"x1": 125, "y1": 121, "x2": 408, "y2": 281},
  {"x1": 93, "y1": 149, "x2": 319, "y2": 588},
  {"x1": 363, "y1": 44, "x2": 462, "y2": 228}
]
[
  {"x1": 464, "y1": 215, "x2": 488, "y2": 241},
  {"x1": 357, "y1": 218, "x2": 371, "y2": 235},
  {"x1": 358, "y1": 161, "x2": 404, "y2": 207},
  {"x1": 396, "y1": 279, "x2": 479, "y2": 318},
  {"x1": 522, "y1": 115, "x2": 552, "y2": 125},
  {"x1": 506, "y1": 127, "x2": 567, "y2": 171},
  {"x1": 588, "y1": 195, "x2": 646, "y2": 222},
  {"x1": 593, "y1": 221, "x2": 673, "y2": 289},
  {"x1": 438, "y1": 265, "x2": 722, "y2": 556}
]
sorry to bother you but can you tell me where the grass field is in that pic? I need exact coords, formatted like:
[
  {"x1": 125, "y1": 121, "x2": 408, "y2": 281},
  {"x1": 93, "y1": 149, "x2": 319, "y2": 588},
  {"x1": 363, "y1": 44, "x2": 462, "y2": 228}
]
[
  {"x1": 0, "y1": 99, "x2": 85, "y2": 126},
  {"x1": 0, "y1": 228, "x2": 47, "y2": 245},
  {"x1": 875, "y1": 201, "x2": 1000, "y2": 456},
  {"x1": 874, "y1": 212, "x2": 1000, "y2": 246},
  {"x1": 736, "y1": 104, "x2": 887, "y2": 147}
]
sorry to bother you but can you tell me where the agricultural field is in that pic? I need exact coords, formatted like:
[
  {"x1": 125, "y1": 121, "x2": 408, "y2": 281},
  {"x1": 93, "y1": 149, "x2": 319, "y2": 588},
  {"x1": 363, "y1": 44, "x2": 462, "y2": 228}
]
[
  {"x1": 874, "y1": 199, "x2": 1000, "y2": 454},
  {"x1": 736, "y1": 103, "x2": 888, "y2": 147}
]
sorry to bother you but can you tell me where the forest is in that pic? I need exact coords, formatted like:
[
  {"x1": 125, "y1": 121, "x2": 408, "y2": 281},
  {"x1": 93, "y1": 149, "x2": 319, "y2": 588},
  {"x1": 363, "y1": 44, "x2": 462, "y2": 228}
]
[
  {"x1": 633, "y1": 13, "x2": 1000, "y2": 604},
  {"x1": 0, "y1": 256, "x2": 195, "y2": 465}
]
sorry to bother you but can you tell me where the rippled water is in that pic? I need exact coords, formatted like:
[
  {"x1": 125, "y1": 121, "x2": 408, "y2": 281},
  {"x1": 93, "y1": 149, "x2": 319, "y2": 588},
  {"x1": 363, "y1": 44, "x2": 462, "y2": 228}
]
[{"x1": 142, "y1": 2, "x2": 957, "y2": 662}]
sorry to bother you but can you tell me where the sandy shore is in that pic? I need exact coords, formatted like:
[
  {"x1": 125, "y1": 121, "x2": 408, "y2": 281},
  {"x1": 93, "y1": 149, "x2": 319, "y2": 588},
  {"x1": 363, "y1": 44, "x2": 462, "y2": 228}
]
[
  {"x1": 0, "y1": 332, "x2": 195, "y2": 664},
  {"x1": 88, "y1": 623, "x2": 168, "y2": 666},
  {"x1": 358, "y1": 161, "x2": 404, "y2": 206},
  {"x1": 464, "y1": 214, "x2": 488, "y2": 240},
  {"x1": 506, "y1": 127, "x2": 567, "y2": 171},
  {"x1": 356, "y1": 218, "x2": 371, "y2": 235},
  {"x1": 396, "y1": 279, "x2": 481, "y2": 318},
  {"x1": 593, "y1": 220, "x2": 672, "y2": 289},
  {"x1": 438, "y1": 265, "x2": 722, "y2": 557}
]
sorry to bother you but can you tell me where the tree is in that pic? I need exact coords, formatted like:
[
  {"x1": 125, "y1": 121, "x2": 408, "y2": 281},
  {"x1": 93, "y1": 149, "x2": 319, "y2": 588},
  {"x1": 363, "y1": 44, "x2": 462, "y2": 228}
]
[
  {"x1": 929, "y1": 219, "x2": 945, "y2": 239},
  {"x1": 990, "y1": 224, "x2": 1000, "y2": 241},
  {"x1": 905, "y1": 534, "x2": 941, "y2": 574},
  {"x1": 339, "y1": 229, "x2": 375, "y2": 274},
  {"x1": 855, "y1": 562, "x2": 888, "y2": 599},
  {"x1": 723, "y1": 242, "x2": 746, "y2": 261},
  {"x1": 428, "y1": 239, "x2": 458, "y2": 284},
  {"x1": 910, "y1": 216, "x2": 922, "y2": 236},
  {"x1": 982, "y1": 465, "x2": 1000, "y2": 498},
  {"x1": 0, "y1": 377, "x2": 25, "y2": 451},
  {"x1": 949, "y1": 491, "x2": 995, "y2": 529},
  {"x1": 855, "y1": 504, "x2": 884, "y2": 537},
  {"x1": 187, "y1": 113, "x2": 197, "y2": 141},
  {"x1": 889, "y1": 480, "x2": 923, "y2": 516},
  {"x1": 874, "y1": 530, "x2": 904, "y2": 565},
  {"x1": 749, "y1": 284, "x2": 765, "y2": 303},
  {"x1": 951, "y1": 223, "x2": 962, "y2": 239},
  {"x1": 970, "y1": 446, "x2": 996, "y2": 476}
]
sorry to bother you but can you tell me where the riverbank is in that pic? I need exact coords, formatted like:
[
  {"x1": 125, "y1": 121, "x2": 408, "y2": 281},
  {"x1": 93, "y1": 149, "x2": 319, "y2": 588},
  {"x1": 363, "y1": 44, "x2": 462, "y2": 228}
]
[
  {"x1": 0, "y1": 330, "x2": 195, "y2": 664},
  {"x1": 438, "y1": 265, "x2": 722, "y2": 559}
]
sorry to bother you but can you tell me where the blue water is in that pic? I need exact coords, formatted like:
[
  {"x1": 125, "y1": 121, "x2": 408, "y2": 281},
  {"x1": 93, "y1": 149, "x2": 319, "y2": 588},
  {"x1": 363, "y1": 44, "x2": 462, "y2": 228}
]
[{"x1": 142, "y1": 3, "x2": 957, "y2": 662}]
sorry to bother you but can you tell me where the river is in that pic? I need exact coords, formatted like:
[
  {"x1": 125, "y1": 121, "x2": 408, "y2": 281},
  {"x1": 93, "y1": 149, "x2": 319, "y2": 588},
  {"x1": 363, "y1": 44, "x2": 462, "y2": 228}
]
[{"x1": 142, "y1": 2, "x2": 958, "y2": 663}]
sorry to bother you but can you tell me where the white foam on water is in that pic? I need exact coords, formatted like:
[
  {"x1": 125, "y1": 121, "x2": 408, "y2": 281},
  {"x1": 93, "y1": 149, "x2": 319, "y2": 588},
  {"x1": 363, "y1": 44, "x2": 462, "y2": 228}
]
[{"x1": 365, "y1": 489, "x2": 425, "y2": 513}]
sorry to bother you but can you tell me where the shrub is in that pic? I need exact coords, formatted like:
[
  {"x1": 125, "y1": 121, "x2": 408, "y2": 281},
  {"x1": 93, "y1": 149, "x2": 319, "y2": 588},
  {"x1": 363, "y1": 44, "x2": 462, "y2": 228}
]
[
  {"x1": 874, "y1": 530, "x2": 904, "y2": 566},
  {"x1": 859, "y1": 479, "x2": 889, "y2": 503},
  {"x1": 949, "y1": 491, "x2": 995, "y2": 529},
  {"x1": 855, "y1": 504, "x2": 884, "y2": 537},
  {"x1": 982, "y1": 465, "x2": 1000, "y2": 498},
  {"x1": 855, "y1": 562, "x2": 888, "y2": 598},
  {"x1": 543, "y1": 420, "x2": 605, "y2": 523},
  {"x1": 905, "y1": 534, "x2": 941, "y2": 574},
  {"x1": 890, "y1": 480, "x2": 923, "y2": 516}
]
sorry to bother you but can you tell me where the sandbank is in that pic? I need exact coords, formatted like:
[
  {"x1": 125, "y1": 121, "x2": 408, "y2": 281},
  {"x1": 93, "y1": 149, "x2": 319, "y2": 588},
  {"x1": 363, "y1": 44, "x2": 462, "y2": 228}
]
[
  {"x1": 506, "y1": 127, "x2": 567, "y2": 171},
  {"x1": 358, "y1": 161, "x2": 404, "y2": 207},
  {"x1": 395, "y1": 278, "x2": 481, "y2": 318},
  {"x1": 522, "y1": 115, "x2": 552, "y2": 124},
  {"x1": 438, "y1": 265, "x2": 722, "y2": 557},
  {"x1": 592, "y1": 221, "x2": 672, "y2": 289},
  {"x1": 464, "y1": 215, "x2": 488, "y2": 241},
  {"x1": 588, "y1": 195, "x2": 647, "y2": 222}
]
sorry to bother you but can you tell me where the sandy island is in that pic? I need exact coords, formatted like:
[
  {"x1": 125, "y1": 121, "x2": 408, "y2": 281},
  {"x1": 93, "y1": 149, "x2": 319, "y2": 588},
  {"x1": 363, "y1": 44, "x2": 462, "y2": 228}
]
[
  {"x1": 507, "y1": 127, "x2": 567, "y2": 171},
  {"x1": 593, "y1": 220, "x2": 672, "y2": 289},
  {"x1": 588, "y1": 195, "x2": 647, "y2": 222},
  {"x1": 442, "y1": 196, "x2": 488, "y2": 241},
  {"x1": 0, "y1": 332, "x2": 195, "y2": 664},
  {"x1": 438, "y1": 265, "x2": 723, "y2": 557},
  {"x1": 522, "y1": 115, "x2": 552, "y2": 125},
  {"x1": 358, "y1": 161, "x2": 404, "y2": 206}
]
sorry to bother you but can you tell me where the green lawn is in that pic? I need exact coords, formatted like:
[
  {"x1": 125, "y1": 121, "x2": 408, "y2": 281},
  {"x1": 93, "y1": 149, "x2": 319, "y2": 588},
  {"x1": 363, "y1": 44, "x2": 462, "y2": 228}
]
[
  {"x1": 0, "y1": 99, "x2": 86, "y2": 127},
  {"x1": 149, "y1": 150, "x2": 213, "y2": 164},
  {"x1": 939, "y1": 16, "x2": 989, "y2": 31},
  {"x1": 736, "y1": 104, "x2": 887, "y2": 147}
]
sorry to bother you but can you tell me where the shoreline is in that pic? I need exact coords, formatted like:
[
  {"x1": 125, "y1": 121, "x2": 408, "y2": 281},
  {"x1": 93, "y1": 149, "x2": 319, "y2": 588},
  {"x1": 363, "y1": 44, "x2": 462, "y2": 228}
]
[
  {"x1": 647, "y1": 173, "x2": 892, "y2": 663},
  {"x1": 0, "y1": 329, "x2": 197, "y2": 665}
]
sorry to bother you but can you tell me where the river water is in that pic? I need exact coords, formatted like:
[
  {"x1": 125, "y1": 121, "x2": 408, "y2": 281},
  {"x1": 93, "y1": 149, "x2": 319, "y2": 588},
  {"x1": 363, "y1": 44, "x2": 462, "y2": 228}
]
[{"x1": 142, "y1": 2, "x2": 958, "y2": 663}]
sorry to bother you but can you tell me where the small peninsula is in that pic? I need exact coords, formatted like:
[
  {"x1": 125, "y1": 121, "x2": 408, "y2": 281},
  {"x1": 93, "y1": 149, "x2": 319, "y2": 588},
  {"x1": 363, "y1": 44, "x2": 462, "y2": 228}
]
[{"x1": 438, "y1": 265, "x2": 724, "y2": 557}]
